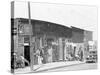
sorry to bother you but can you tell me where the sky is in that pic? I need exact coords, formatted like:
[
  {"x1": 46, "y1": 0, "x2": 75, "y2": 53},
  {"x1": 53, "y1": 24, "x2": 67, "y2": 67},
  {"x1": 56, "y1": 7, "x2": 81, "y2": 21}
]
[{"x1": 12, "y1": 1, "x2": 98, "y2": 40}]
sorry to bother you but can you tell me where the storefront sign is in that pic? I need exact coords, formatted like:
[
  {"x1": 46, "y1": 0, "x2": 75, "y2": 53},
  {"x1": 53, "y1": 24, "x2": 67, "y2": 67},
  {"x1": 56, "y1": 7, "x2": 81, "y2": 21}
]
[{"x1": 24, "y1": 24, "x2": 32, "y2": 35}]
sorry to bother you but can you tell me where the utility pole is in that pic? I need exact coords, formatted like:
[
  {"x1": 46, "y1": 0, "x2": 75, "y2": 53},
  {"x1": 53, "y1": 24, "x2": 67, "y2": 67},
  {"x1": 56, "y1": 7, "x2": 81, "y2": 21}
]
[
  {"x1": 28, "y1": 1, "x2": 34, "y2": 71},
  {"x1": 28, "y1": 1, "x2": 31, "y2": 25}
]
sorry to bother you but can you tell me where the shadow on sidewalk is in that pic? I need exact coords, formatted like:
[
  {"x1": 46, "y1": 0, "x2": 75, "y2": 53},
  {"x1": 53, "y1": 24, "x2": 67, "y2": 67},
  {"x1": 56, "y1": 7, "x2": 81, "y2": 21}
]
[
  {"x1": 33, "y1": 64, "x2": 45, "y2": 71},
  {"x1": 33, "y1": 62, "x2": 85, "y2": 73}
]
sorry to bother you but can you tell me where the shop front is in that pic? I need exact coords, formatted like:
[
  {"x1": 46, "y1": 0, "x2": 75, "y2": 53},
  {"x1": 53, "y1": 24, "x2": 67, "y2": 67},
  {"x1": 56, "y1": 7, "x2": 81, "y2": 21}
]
[{"x1": 12, "y1": 18, "x2": 72, "y2": 69}]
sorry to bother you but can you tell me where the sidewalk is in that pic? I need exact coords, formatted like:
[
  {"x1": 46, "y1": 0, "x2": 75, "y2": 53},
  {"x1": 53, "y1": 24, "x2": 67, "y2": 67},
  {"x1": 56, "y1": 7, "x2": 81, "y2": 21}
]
[{"x1": 15, "y1": 61, "x2": 85, "y2": 74}]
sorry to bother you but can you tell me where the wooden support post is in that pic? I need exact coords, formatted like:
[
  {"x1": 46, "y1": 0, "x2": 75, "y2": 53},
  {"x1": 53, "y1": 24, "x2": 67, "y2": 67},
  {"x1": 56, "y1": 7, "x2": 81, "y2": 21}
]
[
  {"x1": 30, "y1": 36, "x2": 34, "y2": 71},
  {"x1": 28, "y1": 1, "x2": 34, "y2": 71}
]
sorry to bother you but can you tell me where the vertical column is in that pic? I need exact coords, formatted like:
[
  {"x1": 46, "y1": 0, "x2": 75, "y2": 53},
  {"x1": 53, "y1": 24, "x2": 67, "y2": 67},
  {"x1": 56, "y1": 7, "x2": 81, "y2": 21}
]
[
  {"x1": 64, "y1": 39, "x2": 67, "y2": 61},
  {"x1": 28, "y1": 1, "x2": 34, "y2": 71},
  {"x1": 58, "y1": 38, "x2": 63, "y2": 61},
  {"x1": 30, "y1": 36, "x2": 34, "y2": 70},
  {"x1": 40, "y1": 37, "x2": 43, "y2": 48},
  {"x1": 62, "y1": 39, "x2": 65, "y2": 61}
]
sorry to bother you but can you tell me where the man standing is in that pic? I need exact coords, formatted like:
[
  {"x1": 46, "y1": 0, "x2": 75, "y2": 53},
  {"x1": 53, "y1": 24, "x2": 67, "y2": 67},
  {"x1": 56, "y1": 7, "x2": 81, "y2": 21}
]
[
  {"x1": 47, "y1": 46, "x2": 53, "y2": 63},
  {"x1": 34, "y1": 49, "x2": 43, "y2": 65}
]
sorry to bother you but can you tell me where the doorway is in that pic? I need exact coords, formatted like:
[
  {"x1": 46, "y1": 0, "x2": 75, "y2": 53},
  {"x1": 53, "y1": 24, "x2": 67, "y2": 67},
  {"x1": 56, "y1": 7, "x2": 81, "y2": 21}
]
[{"x1": 24, "y1": 46, "x2": 30, "y2": 66}]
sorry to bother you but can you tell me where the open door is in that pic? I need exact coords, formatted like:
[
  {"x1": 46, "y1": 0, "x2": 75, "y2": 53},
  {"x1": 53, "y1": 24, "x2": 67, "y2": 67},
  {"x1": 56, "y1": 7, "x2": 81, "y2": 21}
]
[
  {"x1": 24, "y1": 46, "x2": 30, "y2": 66},
  {"x1": 24, "y1": 36, "x2": 30, "y2": 66}
]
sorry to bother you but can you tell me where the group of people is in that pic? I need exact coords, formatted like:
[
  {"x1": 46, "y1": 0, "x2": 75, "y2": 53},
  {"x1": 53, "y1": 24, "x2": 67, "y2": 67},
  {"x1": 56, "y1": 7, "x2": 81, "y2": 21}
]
[
  {"x1": 66, "y1": 46, "x2": 84, "y2": 61},
  {"x1": 12, "y1": 44, "x2": 84, "y2": 69},
  {"x1": 74, "y1": 46, "x2": 84, "y2": 61},
  {"x1": 34, "y1": 44, "x2": 84, "y2": 65},
  {"x1": 34, "y1": 45, "x2": 53, "y2": 65},
  {"x1": 11, "y1": 45, "x2": 53, "y2": 69}
]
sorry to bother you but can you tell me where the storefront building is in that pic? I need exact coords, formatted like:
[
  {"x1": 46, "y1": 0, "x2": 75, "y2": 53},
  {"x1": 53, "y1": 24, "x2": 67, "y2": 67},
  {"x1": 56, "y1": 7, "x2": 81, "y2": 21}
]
[
  {"x1": 11, "y1": 18, "x2": 93, "y2": 69},
  {"x1": 12, "y1": 18, "x2": 72, "y2": 67}
]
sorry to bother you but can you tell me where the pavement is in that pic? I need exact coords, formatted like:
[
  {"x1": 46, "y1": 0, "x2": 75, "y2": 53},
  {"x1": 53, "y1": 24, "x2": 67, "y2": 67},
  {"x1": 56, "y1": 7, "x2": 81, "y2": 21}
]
[
  {"x1": 46, "y1": 63, "x2": 97, "y2": 72},
  {"x1": 14, "y1": 61, "x2": 85, "y2": 74}
]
